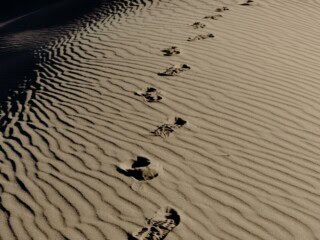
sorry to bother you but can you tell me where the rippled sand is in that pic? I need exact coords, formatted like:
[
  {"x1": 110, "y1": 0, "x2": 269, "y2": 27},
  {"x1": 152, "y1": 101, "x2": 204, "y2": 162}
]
[{"x1": 1, "y1": 0, "x2": 320, "y2": 239}]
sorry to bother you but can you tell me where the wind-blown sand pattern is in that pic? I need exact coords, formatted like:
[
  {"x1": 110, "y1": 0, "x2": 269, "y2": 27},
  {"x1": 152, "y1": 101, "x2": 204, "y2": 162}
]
[{"x1": 2, "y1": 0, "x2": 320, "y2": 239}]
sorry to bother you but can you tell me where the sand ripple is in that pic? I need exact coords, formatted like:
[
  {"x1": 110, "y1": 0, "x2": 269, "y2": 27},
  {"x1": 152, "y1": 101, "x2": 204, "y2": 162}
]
[{"x1": 1, "y1": 0, "x2": 320, "y2": 239}]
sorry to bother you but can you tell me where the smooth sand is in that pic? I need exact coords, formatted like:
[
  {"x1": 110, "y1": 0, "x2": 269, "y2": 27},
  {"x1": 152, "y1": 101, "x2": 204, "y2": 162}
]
[{"x1": 1, "y1": 0, "x2": 320, "y2": 239}]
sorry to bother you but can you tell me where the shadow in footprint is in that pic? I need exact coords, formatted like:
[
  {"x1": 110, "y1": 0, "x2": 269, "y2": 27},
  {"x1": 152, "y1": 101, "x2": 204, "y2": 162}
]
[
  {"x1": 187, "y1": 33, "x2": 214, "y2": 42},
  {"x1": 152, "y1": 117, "x2": 187, "y2": 137},
  {"x1": 215, "y1": 6, "x2": 229, "y2": 12},
  {"x1": 135, "y1": 87, "x2": 162, "y2": 103},
  {"x1": 129, "y1": 207, "x2": 181, "y2": 240},
  {"x1": 128, "y1": 234, "x2": 138, "y2": 240},
  {"x1": 191, "y1": 22, "x2": 206, "y2": 29},
  {"x1": 117, "y1": 156, "x2": 159, "y2": 181},
  {"x1": 175, "y1": 117, "x2": 187, "y2": 127},
  {"x1": 240, "y1": 0, "x2": 253, "y2": 6},
  {"x1": 158, "y1": 64, "x2": 191, "y2": 76},
  {"x1": 161, "y1": 46, "x2": 181, "y2": 56},
  {"x1": 204, "y1": 14, "x2": 222, "y2": 20}
]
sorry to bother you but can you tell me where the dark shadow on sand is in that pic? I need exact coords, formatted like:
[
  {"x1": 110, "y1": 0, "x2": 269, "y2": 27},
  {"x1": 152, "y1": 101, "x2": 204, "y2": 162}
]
[{"x1": 0, "y1": 0, "x2": 105, "y2": 133}]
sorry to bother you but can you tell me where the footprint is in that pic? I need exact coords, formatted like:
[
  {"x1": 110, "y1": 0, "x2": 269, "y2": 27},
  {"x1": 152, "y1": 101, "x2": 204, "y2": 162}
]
[
  {"x1": 117, "y1": 156, "x2": 160, "y2": 181},
  {"x1": 135, "y1": 87, "x2": 162, "y2": 103},
  {"x1": 215, "y1": 6, "x2": 229, "y2": 12},
  {"x1": 158, "y1": 64, "x2": 191, "y2": 76},
  {"x1": 174, "y1": 117, "x2": 187, "y2": 127},
  {"x1": 240, "y1": 0, "x2": 253, "y2": 6},
  {"x1": 191, "y1": 22, "x2": 206, "y2": 29},
  {"x1": 129, "y1": 207, "x2": 181, "y2": 240},
  {"x1": 152, "y1": 117, "x2": 187, "y2": 137},
  {"x1": 161, "y1": 46, "x2": 181, "y2": 56},
  {"x1": 187, "y1": 33, "x2": 214, "y2": 42},
  {"x1": 204, "y1": 14, "x2": 223, "y2": 20}
]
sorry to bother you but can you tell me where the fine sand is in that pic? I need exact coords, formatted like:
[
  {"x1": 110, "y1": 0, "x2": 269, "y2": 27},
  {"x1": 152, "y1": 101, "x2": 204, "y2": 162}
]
[{"x1": 1, "y1": 0, "x2": 320, "y2": 239}]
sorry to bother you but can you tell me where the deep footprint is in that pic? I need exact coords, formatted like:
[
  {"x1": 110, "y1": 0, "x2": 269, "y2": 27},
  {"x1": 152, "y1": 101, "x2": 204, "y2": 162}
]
[
  {"x1": 187, "y1": 33, "x2": 214, "y2": 42},
  {"x1": 152, "y1": 117, "x2": 187, "y2": 137},
  {"x1": 135, "y1": 87, "x2": 162, "y2": 102},
  {"x1": 215, "y1": 6, "x2": 229, "y2": 12},
  {"x1": 161, "y1": 46, "x2": 181, "y2": 56},
  {"x1": 158, "y1": 64, "x2": 191, "y2": 76},
  {"x1": 240, "y1": 0, "x2": 253, "y2": 6},
  {"x1": 117, "y1": 156, "x2": 159, "y2": 181},
  {"x1": 191, "y1": 22, "x2": 206, "y2": 29},
  {"x1": 174, "y1": 117, "x2": 187, "y2": 127},
  {"x1": 204, "y1": 14, "x2": 222, "y2": 20},
  {"x1": 129, "y1": 207, "x2": 181, "y2": 240}
]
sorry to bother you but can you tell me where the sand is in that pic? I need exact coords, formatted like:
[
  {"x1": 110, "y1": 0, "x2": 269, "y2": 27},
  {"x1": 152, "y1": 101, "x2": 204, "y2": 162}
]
[{"x1": 1, "y1": 0, "x2": 320, "y2": 239}]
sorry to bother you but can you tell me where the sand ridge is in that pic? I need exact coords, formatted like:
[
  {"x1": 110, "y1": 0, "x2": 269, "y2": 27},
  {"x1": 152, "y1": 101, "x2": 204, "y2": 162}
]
[{"x1": 2, "y1": 0, "x2": 320, "y2": 239}]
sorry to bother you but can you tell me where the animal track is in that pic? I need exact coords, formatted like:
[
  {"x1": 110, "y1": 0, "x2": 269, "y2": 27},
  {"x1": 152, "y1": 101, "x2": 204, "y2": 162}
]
[
  {"x1": 187, "y1": 33, "x2": 214, "y2": 42},
  {"x1": 158, "y1": 64, "x2": 191, "y2": 76},
  {"x1": 161, "y1": 46, "x2": 181, "y2": 56},
  {"x1": 152, "y1": 117, "x2": 187, "y2": 137},
  {"x1": 135, "y1": 87, "x2": 162, "y2": 102},
  {"x1": 117, "y1": 156, "x2": 160, "y2": 181},
  {"x1": 191, "y1": 22, "x2": 206, "y2": 29},
  {"x1": 129, "y1": 207, "x2": 181, "y2": 240},
  {"x1": 215, "y1": 6, "x2": 229, "y2": 12},
  {"x1": 204, "y1": 14, "x2": 223, "y2": 20}
]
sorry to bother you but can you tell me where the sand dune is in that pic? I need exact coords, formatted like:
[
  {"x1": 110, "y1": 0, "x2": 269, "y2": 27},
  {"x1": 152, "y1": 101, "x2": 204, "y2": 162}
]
[{"x1": 1, "y1": 0, "x2": 320, "y2": 239}]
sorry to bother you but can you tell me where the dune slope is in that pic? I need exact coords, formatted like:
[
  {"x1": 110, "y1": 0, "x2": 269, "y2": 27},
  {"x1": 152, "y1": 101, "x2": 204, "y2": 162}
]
[{"x1": 2, "y1": 0, "x2": 320, "y2": 239}]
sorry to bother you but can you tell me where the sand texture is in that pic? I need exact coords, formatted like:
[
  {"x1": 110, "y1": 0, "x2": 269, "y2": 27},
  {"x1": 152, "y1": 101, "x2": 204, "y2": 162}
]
[{"x1": 1, "y1": 0, "x2": 320, "y2": 239}]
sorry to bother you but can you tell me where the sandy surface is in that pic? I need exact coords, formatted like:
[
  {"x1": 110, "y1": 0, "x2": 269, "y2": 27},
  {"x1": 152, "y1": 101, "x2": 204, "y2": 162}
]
[{"x1": 1, "y1": 0, "x2": 320, "y2": 239}]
